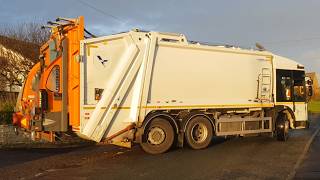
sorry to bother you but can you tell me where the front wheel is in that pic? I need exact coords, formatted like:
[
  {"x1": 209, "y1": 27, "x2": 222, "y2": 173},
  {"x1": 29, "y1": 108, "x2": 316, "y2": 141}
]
[
  {"x1": 276, "y1": 113, "x2": 289, "y2": 141},
  {"x1": 185, "y1": 116, "x2": 213, "y2": 149},
  {"x1": 140, "y1": 118, "x2": 174, "y2": 154},
  {"x1": 305, "y1": 121, "x2": 310, "y2": 129}
]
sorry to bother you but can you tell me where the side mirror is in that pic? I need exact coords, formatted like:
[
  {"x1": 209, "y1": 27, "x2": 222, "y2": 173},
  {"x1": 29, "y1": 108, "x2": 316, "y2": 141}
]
[
  {"x1": 306, "y1": 79, "x2": 313, "y2": 97},
  {"x1": 308, "y1": 86, "x2": 313, "y2": 97}
]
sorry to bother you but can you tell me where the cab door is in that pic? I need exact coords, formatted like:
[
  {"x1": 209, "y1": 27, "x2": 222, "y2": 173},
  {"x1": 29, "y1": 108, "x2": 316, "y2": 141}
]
[
  {"x1": 292, "y1": 71, "x2": 308, "y2": 123},
  {"x1": 276, "y1": 69, "x2": 307, "y2": 128}
]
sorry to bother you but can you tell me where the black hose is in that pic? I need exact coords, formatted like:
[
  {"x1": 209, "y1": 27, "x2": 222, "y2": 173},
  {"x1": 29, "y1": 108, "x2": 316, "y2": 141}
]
[{"x1": 84, "y1": 28, "x2": 97, "y2": 38}]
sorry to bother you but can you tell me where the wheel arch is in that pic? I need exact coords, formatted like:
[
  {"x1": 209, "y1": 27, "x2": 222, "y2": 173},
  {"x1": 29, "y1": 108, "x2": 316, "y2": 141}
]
[
  {"x1": 141, "y1": 111, "x2": 179, "y2": 135},
  {"x1": 182, "y1": 111, "x2": 215, "y2": 133},
  {"x1": 275, "y1": 105, "x2": 296, "y2": 129}
]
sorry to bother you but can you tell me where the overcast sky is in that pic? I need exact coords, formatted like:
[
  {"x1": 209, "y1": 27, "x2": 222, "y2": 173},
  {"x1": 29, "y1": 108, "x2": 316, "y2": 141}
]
[{"x1": 0, "y1": 0, "x2": 319, "y2": 74}]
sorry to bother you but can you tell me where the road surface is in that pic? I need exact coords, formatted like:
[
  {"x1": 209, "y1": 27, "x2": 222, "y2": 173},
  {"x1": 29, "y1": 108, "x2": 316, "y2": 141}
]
[
  {"x1": 0, "y1": 114, "x2": 319, "y2": 180},
  {"x1": 295, "y1": 114, "x2": 320, "y2": 179}
]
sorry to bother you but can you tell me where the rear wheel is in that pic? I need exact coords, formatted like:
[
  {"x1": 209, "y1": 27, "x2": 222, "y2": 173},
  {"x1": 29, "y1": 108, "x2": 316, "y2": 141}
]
[
  {"x1": 276, "y1": 113, "x2": 289, "y2": 141},
  {"x1": 185, "y1": 116, "x2": 213, "y2": 149},
  {"x1": 140, "y1": 118, "x2": 174, "y2": 154}
]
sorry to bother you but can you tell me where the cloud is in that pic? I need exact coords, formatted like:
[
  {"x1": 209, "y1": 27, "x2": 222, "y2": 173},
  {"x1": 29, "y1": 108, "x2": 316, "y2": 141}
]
[
  {"x1": 1, "y1": 0, "x2": 320, "y2": 75},
  {"x1": 87, "y1": 20, "x2": 158, "y2": 36},
  {"x1": 298, "y1": 48, "x2": 320, "y2": 73}
]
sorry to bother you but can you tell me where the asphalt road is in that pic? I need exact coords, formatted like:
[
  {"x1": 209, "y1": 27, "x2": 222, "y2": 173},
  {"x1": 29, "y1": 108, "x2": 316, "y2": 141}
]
[
  {"x1": 295, "y1": 114, "x2": 320, "y2": 180},
  {"x1": 0, "y1": 114, "x2": 319, "y2": 180}
]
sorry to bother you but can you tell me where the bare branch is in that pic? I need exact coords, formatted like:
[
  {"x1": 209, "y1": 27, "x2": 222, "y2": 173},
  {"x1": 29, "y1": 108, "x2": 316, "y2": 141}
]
[{"x1": 0, "y1": 21, "x2": 49, "y2": 91}]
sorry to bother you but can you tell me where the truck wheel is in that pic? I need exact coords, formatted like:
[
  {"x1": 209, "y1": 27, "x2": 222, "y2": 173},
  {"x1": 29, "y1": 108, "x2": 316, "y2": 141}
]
[
  {"x1": 140, "y1": 118, "x2": 174, "y2": 154},
  {"x1": 305, "y1": 121, "x2": 310, "y2": 129},
  {"x1": 185, "y1": 116, "x2": 213, "y2": 149},
  {"x1": 276, "y1": 113, "x2": 289, "y2": 141}
]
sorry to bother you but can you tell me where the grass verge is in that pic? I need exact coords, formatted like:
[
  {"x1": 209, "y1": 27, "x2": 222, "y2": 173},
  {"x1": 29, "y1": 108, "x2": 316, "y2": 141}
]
[{"x1": 308, "y1": 101, "x2": 320, "y2": 113}]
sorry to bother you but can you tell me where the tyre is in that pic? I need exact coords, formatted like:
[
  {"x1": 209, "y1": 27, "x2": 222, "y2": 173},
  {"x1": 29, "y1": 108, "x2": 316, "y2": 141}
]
[
  {"x1": 140, "y1": 118, "x2": 175, "y2": 154},
  {"x1": 276, "y1": 113, "x2": 289, "y2": 141},
  {"x1": 185, "y1": 115, "x2": 213, "y2": 149},
  {"x1": 305, "y1": 121, "x2": 310, "y2": 129}
]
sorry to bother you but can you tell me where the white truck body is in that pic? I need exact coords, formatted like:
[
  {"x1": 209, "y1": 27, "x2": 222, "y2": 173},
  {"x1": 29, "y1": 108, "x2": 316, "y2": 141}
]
[{"x1": 78, "y1": 30, "x2": 307, "y2": 144}]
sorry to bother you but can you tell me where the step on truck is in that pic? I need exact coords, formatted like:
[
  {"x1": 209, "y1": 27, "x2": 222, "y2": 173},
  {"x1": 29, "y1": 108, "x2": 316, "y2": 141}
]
[{"x1": 13, "y1": 17, "x2": 313, "y2": 154}]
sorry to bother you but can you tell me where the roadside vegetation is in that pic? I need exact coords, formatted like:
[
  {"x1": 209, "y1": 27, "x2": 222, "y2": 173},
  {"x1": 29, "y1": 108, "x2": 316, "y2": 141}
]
[
  {"x1": 0, "y1": 102, "x2": 14, "y2": 125},
  {"x1": 0, "y1": 22, "x2": 49, "y2": 125},
  {"x1": 0, "y1": 22, "x2": 49, "y2": 91},
  {"x1": 308, "y1": 100, "x2": 320, "y2": 113}
]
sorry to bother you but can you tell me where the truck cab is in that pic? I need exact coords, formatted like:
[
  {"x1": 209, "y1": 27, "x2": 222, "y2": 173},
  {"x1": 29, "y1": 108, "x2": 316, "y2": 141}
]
[{"x1": 273, "y1": 55, "x2": 311, "y2": 128}]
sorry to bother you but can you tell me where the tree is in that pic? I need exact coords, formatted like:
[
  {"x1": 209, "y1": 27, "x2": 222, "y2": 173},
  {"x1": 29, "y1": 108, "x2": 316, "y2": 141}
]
[
  {"x1": 0, "y1": 22, "x2": 49, "y2": 91},
  {"x1": 0, "y1": 22, "x2": 50, "y2": 45}
]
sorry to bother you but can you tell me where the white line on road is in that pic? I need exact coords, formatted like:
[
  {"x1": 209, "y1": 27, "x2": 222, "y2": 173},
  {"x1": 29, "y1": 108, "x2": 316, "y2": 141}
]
[{"x1": 287, "y1": 125, "x2": 320, "y2": 180}]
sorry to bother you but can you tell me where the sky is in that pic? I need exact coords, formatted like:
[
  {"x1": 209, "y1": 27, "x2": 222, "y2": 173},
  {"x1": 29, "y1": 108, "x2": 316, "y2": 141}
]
[{"x1": 0, "y1": 0, "x2": 319, "y2": 75}]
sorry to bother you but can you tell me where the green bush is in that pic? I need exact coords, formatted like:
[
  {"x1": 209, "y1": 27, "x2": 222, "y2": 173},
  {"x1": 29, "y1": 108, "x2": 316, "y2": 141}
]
[
  {"x1": 0, "y1": 102, "x2": 15, "y2": 125},
  {"x1": 308, "y1": 101, "x2": 320, "y2": 113},
  {"x1": 1, "y1": 102, "x2": 14, "y2": 112}
]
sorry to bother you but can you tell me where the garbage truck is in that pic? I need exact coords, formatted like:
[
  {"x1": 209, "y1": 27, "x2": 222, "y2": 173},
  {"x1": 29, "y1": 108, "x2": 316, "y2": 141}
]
[{"x1": 12, "y1": 16, "x2": 313, "y2": 154}]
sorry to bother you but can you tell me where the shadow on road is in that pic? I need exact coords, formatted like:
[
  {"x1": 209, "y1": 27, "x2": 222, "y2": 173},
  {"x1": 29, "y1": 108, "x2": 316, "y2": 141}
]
[{"x1": 0, "y1": 146, "x2": 88, "y2": 168}]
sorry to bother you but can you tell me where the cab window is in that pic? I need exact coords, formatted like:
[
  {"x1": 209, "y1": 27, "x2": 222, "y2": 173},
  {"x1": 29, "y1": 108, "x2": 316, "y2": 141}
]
[
  {"x1": 292, "y1": 71, "x2": 305, "y2": 102},
  {"x1": 276, "y1": 69, "x2": 292, "y2": 102},
  {"x1": 276, "y1": 69, "x2": 306, "y2": 102}
]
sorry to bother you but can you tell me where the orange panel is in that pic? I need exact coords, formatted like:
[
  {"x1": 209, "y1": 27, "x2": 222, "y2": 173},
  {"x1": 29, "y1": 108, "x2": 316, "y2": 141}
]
[
  {"x1": 68, "y1": 16, "x2": 84, "y2": 129},
  {"x1": 16, "y1": 16, "x2": 84, "y2": 132}
]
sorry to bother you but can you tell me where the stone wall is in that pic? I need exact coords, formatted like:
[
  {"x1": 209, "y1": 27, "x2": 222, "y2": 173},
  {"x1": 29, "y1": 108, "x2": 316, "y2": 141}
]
[
  {"x1": 0, "y1": 125, "x2": 92, "y2": 148},
  {"x1": 0, "y1": 125, "x2": 32, "y2": 147}
]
